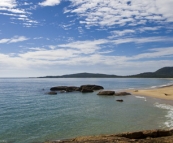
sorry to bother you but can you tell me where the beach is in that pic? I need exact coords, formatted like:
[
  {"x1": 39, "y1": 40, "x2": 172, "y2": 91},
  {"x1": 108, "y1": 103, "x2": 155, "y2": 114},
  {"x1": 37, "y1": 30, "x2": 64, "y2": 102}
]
[{"x1": 127, "y1": 84, "x2": 173, "y2": 101}]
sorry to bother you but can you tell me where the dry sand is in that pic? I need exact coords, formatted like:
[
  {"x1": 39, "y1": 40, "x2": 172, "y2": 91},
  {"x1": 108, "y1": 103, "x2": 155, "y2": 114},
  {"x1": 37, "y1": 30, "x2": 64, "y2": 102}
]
[{"x1": 127, "y1": 85, "x2": 173, "y2": 100}]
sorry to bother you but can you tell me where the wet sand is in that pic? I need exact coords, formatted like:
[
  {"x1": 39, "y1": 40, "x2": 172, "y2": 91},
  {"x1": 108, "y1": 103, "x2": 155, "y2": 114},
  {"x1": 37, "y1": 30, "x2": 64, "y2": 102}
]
[{"x1": 127, "y1": 85, "x2": 173, "y2": 100}]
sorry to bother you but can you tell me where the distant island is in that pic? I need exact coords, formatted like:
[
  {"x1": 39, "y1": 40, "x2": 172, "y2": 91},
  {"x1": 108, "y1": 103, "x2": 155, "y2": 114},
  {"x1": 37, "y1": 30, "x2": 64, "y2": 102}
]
[{"x1": 39, "y1": 67, "x2": 173, "y2": 78}]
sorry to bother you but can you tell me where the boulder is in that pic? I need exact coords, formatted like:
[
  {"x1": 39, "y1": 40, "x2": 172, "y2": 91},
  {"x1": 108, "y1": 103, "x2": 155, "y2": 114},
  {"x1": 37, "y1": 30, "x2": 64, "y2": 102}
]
[
  {"x1": 47, "y1": 91, "x2": 57, "y2": 95},
  {"x1": 97, "y1": 91, "x2": 115, "y2": 96},
  {"x1": 81, "y1": 88, "x2": 94, "y2": 93},
  {"x1": 50, "y1": 85, "x2": 103, "y2": 92},
  {"x1": 65, "y1": 86, "x2": 79, "y2": 92},
  {"x1": 116, "y1": 99, "x2": 123, "y2": 102},
  {"x1": 114, "y1": 92, "x2": 131, "y2": 96},
  {"x1": 117, "y1": 131, "x2": 144, "y2": 139},
  {"x1": 50, "y1": 86, "x2": 68, "y2": 91},
  {"x1": 92, "y1": 85, "x2": 104, "y2": 90},
  {"x1": 60, "y1": 90, "x2": 66, "y2": 93},
  {"x1": 79, "y1": 85, "x2": 104, "y2": 91}
]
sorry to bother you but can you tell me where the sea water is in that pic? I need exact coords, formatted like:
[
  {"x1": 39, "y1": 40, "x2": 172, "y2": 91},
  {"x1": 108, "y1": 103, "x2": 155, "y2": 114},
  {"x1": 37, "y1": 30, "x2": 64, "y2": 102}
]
[{"x1": 0, "y1": 78, "x2": 173, "y2": 143}]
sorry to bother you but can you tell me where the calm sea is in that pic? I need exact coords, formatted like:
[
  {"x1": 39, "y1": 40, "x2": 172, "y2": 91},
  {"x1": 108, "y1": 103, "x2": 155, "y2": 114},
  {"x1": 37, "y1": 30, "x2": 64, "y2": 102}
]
[{"x1": 0, "y1": 78, "x2": 173, "y2": 143}]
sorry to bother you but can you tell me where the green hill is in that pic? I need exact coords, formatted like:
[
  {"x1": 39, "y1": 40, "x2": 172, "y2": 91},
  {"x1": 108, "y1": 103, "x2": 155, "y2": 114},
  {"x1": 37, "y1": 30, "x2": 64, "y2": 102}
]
[
  {"x1": 39, "y1": 67, "x2": 173, "y2": 78},
  {"x1": 130, "y1": 67, "x2": 173, "y2": 78},
  {"x1": 40, "y1": 72, "x2": 119, "y2": 78}
]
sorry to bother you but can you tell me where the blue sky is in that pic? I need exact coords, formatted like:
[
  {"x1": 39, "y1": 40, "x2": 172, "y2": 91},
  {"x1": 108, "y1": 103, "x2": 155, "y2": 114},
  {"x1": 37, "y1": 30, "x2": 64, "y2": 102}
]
[{"x1": 0, "y1": 0, "x2": 173, "y2": 77}]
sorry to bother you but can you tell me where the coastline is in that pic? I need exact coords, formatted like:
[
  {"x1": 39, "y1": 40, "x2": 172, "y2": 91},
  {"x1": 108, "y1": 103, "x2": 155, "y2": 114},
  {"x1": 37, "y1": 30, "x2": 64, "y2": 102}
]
[
  {"x1": 45, "y1": 129, "x2": 173, "y2": 143},
  {"x1": 127, "y1": 84, "x2": 173, "y2": 101}
]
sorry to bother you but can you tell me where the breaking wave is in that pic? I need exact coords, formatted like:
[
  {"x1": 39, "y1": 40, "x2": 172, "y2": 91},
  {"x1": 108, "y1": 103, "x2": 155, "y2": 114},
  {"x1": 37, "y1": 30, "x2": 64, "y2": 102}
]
[{"x1": 154, "y1": 103, "x2": 173, "y2": 128}]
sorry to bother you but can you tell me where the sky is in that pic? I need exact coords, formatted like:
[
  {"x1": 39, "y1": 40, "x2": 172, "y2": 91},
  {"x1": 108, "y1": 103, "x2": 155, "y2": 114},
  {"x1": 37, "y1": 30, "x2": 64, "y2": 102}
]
[{"x1": 0, "y1": 0, "x2": 173, "y2": 77}]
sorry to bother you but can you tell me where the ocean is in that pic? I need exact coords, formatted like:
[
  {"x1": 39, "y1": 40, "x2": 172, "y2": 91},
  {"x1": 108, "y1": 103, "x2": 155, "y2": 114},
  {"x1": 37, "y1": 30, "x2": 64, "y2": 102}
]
[{"x1": 0, "y1": 78, "x2": 173, "y2": 143}]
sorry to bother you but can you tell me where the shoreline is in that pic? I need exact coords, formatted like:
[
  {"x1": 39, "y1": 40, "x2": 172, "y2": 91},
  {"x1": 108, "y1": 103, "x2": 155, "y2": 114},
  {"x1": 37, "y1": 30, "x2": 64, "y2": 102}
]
[
  {"x1": 45, "y1": 129, "x2": 173, "y2": 143},
  {"x1": 127, "y1": 84, "x2": 173, "y2": 101}
]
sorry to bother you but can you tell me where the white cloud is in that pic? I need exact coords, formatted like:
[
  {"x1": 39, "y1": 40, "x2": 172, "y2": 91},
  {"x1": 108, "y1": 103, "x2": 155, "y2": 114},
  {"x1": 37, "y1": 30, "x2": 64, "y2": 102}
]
[
  {"x1": 112, "y1": 36, "x2": 173, "y2": 45},
  {"x1": 1, "y1": 45, "x2": 173, "y2": 76},
  {"x1": 0, "y1": 0, "x2": 38, "y2": 26},
  {"x1": 0, "y1": 36, "x2": 29, "y2": 44},
  {"x1": 58, "y1": 39, "x2": 109, "y2": 54},
  {"x1": 130, "y1": 47, "x2": 173, "y2": 60},
  {"x1": 0, "y1": 38, "x2": 9, "y2": 43},
  {"x1": 0, "y1": 36, "x2": 173, "y2": 76},
  {"x1": 139, "y1": 26, "x2": 162, "y2": 32},
  {"x1": 39, "y1": 0, "x2": 61, "y2": 7},
  {"x1": 19, "y1": 49, "x2": 79, "y2": 61},
  {"x1": 66, "y1": 0, "x2": 173, "y2": 27},
  {"x1": 0, "y1": 0, "x2": 16, "y2": 8},
  {"x1": 109, "y1": 29, "x2": 135, "y2": 38}
]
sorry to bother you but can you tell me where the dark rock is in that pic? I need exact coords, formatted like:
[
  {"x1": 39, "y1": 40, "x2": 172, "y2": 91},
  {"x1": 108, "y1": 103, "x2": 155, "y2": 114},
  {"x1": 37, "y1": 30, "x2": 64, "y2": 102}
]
[
  {"x1": 143, "y1": 130, "x2": 158, "y2": 138},
  {"x1": 65, "y1": 86, "x2": 79, "y2": 92},
  {"x1": 91, "y1": 85, "x2": 104, "y2": 90},
  {"x1": 81, "y1": 88, "x2": 94, "y2": 93},
  {"x1": 114, "y1": 92, "x2": 131, "y2": 96},
  {"x1": 117, "y1": 131, "x2": 144, "y2": 139},
  {"x1": 97, "y1": 91, "x2": 115, "y2": 96},
  {"x1": 50, "y1": 86, "x2": 68, "y2": 91},
  {"x1": 60, "y1": 90, "x2": 66, "y2": 93},
  {"x1": 79, "y1": 85, "x2": 104, "y2": 91},
  {"x1": 50, "y1": 85, "x2": 103, "y2": 92},
  {"x1": 117, "y1": 129, "x2": 173, "y2": 139},
  {"x1": 45, "y1": 129, "x2": 173, "y2": 143},
  {"x1": 47, "y1": 91, "x2": 57, "y2": 95},
  {"x1": 75, "y1": 87, "x2": 81, "y2": 91},
  {"x1": 116, "y1": 99, "x2": 123, "y2": 102},
  {"x1": 157, "y1": 129, "x2": 173, "y2": 137}
]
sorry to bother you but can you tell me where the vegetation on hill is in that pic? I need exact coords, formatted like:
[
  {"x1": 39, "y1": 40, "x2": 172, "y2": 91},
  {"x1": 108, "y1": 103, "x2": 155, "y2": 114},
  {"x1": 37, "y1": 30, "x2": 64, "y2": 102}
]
[
  {"x1": 129, "y1": 67, "x2": 173, "y2": 78},
  {"x1": 39, "y1": 67, "x2": 173, "y2": 78}
]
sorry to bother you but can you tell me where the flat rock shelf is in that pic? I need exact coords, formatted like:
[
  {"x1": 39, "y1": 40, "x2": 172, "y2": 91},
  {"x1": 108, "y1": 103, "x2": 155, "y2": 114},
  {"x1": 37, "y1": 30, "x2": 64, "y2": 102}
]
[{"x1": 45, "y1": 129, "x2": 173, "y2": 143}]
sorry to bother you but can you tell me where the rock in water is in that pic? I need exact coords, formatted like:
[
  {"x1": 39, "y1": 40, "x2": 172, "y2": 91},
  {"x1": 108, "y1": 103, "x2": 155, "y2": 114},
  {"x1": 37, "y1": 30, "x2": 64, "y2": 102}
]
[
  {"x1": 97, "y1": 91, "x2": 115, "y2": 95},
  {"x1": 79, "y1": 85, "x2": 104, "y2": 91},
  {"x1": 116, "y1": 99, "x2": 123, "y2": 102},
  {"x1": 81, "y1": 88, "x2": 94, "y2": 93},
  {"x1": 65, "y1": 86, "x2": 79, "y2": 92},
  {"x1": 50, "y1": 86, "x2": 68, "y2": 91},
  {"x1": 114, "y1": 92, "x2": 131, "y2": 96},
  {"x1": 47, "y1": 91, "x2": 57, "y2": 95}
]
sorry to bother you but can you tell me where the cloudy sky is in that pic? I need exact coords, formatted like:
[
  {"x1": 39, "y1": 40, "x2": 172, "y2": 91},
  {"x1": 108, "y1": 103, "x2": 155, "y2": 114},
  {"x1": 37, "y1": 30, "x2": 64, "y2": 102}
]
[{"x1": 0, "y1": 0, "x2": 173, "y2": 77}]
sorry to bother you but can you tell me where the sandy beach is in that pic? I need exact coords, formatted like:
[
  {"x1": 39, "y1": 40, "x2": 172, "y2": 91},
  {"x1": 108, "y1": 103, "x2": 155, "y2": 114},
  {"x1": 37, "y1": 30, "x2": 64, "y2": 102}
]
[{"x1": 128, "y1": 85, "x2": 173, "y2": 100}]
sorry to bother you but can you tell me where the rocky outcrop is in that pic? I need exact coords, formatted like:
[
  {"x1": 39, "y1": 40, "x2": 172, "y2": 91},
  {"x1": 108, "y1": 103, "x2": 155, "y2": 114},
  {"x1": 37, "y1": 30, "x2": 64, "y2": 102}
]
[
  {"x1": 116, "y1": 99, "x2": 123, "y2": 102},
  {"x1": 97, "y1": 91, "x2": 115, "y2": 95},
  {"x1": 49, "y1": 85, "x2": 131, "y2": 97},
  {"x1": 81, "y1": 88, "x2": 94, "y2": 93},
  {"x1": 114, "y1": 92, "x2": 131, "y2": 96},
  {"x1": 50, "y1": 86, "x2": 68, "y2": 91},
  {"x1": 47, "y1": 91, "x2": 57, "y2": 95},
  {"x1": 117, "y1": 129, "x2": 173, "y2": 139},
  {"x1": 50, "y1": 85, "x2": 103, "y2": 93},
  {"x1": 97, "y1": 91, "x2": 131, "y2": 96},
  {"x1": 45, "y1": 129, "x2": 173, "y2": 143},
  {"x1": 79, "y1": 85, "x2": 104, "y2": 91},
  {"x1": 50, "y1": 86, "x2": 79, "y2": 92},
  {"x1": 65, "y1": 86, "x2": 79, "y2": 92}
]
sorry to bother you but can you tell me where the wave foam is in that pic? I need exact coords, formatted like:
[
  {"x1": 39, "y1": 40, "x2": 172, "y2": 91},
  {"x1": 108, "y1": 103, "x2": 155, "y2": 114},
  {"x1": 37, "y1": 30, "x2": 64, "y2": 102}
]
[
  {"x1": 135, "y1": 96, "x2": 147, "y2": 101},
  {"x1": 154, "y1": 103, "x2": 173, "y2": 128},
  {"x1": 149, "y1": 83, "x2": 173, "y2": 89}
]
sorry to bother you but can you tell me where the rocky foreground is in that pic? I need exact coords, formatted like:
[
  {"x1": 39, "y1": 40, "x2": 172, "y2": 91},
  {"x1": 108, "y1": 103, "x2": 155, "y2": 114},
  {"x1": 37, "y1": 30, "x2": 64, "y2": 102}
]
[{"x1": 45, "y1": 129, "x2": 173, "y2": 143}]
